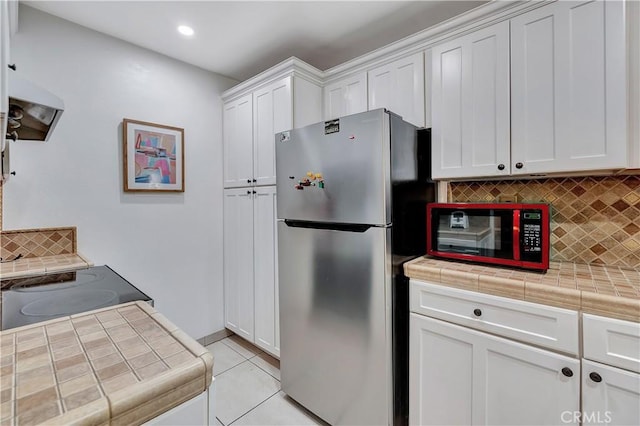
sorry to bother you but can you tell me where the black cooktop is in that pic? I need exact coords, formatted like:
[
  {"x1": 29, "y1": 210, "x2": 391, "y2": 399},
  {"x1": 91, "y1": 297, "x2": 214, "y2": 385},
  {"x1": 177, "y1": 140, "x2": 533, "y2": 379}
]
[{"x1": 0, "y1": 265, "x2": 152, "y2": 330}]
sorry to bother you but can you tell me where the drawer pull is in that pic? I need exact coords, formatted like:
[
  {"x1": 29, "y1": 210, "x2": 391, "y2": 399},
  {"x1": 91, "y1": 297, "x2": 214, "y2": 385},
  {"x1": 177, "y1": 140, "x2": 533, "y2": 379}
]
[
  {"x1": 473, "y1": 309, "x2": 482, "y2": 317},
  {"x1": 561, "y1": 367, "x2": 573, "y2": 377},
  {"x1": 589, "y1": 372, "x2": 602, "y2": 383}
]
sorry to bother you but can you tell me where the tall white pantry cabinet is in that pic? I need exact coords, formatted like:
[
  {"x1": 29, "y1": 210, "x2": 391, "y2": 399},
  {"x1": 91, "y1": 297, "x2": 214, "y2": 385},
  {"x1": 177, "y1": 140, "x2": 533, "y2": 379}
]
[{"x1": 222, "y1": 60, "x2": 323, "y2": 358}]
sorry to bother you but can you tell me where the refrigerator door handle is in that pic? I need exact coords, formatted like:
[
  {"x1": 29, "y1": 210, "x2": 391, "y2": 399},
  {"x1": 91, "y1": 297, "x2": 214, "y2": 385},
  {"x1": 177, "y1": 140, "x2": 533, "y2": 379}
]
[{"x1": 283, "y1": 220, "x2": 373, "y2": 233}]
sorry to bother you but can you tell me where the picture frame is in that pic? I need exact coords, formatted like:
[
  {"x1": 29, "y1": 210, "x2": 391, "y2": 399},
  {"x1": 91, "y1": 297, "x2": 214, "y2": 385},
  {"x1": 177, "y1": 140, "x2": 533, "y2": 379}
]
[{"x1": 123, "y1": 119, "x2": 184, "y2": 192}]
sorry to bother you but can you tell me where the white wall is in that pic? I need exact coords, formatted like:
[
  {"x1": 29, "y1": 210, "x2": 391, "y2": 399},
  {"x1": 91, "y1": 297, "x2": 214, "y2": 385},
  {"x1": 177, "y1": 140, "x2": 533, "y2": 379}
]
[{"x1": 4, "y1": 6, "x2": 237, "y2": 339}]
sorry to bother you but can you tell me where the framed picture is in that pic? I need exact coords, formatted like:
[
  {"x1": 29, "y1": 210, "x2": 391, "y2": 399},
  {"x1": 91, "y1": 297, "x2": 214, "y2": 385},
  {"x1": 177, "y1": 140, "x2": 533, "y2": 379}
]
[{"x1": 123, "y1": 119, "x2": 184, "y2": 192}]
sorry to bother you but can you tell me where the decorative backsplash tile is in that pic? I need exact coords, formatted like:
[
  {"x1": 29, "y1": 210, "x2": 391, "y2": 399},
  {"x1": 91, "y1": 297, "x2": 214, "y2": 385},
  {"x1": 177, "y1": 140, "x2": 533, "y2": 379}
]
[
  {"x1": 0, "y1": 227, "x2": 77, "y2": 261},
  {"x1": 450, "y1": 175, "x2": 640, "y2": 269}
]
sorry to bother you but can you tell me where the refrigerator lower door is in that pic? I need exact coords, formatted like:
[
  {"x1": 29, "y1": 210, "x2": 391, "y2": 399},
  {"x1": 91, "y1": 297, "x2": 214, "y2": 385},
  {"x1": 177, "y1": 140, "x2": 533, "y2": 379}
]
[{"x1": 278, "y1": 221, "x2": 392, "y2": 426}]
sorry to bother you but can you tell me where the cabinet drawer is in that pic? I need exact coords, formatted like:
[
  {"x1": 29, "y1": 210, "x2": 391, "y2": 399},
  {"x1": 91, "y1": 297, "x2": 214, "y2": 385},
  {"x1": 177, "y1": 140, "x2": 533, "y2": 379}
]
[
  {"x1": 583, "y1": 314, "x2": 640, "y2": 373},
  {"x1": 410, "y1": 279, "x2": 579, "y2": 355}
]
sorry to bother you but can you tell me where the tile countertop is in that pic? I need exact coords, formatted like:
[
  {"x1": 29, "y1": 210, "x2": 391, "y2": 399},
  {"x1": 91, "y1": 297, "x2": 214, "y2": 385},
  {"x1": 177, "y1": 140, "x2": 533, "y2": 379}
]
[
  {"x1": 0, "y1": 253, "x2": 93, "y2": 280},
  {"x1": 404, "y1": 256, "x2": 640, "y2": 323},
  {"x1": 0, "y1": 301, "x2": 213, "y2": 426}
]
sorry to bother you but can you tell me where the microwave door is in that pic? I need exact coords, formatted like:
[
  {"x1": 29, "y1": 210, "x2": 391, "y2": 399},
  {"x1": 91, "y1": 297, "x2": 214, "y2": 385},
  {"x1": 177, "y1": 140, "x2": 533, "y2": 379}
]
[{"x1": 431, "y1": 208, "x2": 514, "y2": 259}]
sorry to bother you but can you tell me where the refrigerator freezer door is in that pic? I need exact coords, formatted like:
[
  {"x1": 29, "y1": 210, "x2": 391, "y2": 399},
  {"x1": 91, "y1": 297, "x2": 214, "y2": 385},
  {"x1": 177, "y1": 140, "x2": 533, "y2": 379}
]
[
  {"x1": 276, "y1": 109, "x2": 392, "y2": 225},
  {"x1": 278, "y1": 221, "x2": 392, "y2": 425}
]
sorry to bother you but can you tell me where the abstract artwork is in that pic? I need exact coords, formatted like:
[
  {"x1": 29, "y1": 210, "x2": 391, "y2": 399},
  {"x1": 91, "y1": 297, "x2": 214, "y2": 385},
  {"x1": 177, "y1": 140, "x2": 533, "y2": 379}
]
[{"x1": 123, "y1": 119, "x2": 184, "y2": 192}]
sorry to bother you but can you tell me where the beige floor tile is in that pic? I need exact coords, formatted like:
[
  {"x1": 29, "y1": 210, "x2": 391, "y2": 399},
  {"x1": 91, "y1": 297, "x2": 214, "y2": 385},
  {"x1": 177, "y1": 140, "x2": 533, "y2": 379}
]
[
  {"x1": 221, "y1": 336, "x2": 262, "y2": 359},
  {"x1": 215, "y1": 361, "x2": 280, "y2": 425},
  {"x1": 232, "y1": 391, "x2": 325, "y2": 426},
  {"x1": 207, "y1": 341, "x2": 247, "y2": 376},
  {"x1": 249, "y1": 353, "x2": 280, "y2": 381}
]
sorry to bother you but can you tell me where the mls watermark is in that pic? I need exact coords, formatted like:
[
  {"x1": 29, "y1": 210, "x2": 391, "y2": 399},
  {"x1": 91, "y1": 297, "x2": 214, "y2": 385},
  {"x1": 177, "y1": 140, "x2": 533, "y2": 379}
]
[{"x1": 561, "y1": 411, "x2": 613, "y2": 424}]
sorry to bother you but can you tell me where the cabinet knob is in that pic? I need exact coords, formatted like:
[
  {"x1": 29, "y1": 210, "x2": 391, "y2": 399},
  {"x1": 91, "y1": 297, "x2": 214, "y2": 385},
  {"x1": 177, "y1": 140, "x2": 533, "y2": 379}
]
[
  {"x1": 561, "y1": 367, "x2": 573, "y2": 377},
  {"x1": 7, "y1": 64, "x2": 16, "y2": 71},
  {"x1": 252, "y1": 179, "x2": 257, "y2": 183},
  {"x1": 589, "y1": 372, "x2": 602, "y2": 383},
  {"x1": 515, "y1": 162, "x2": 524, "y2": 169},
  {"x1": 247, "y1": 179, "x2": 252, "y2": 183},
  {"x1": 497, "y1": 164, "x2": 505, "y2": 171},
  {"x1": 252, "y1": 190, "x2": 256, "y2": 194},
  {"x1": 473, "y1": 309, "x2": 482, "y2": 317},
  {"x1": 246, "y1": 190, "x2": 251, "y2": 195}
]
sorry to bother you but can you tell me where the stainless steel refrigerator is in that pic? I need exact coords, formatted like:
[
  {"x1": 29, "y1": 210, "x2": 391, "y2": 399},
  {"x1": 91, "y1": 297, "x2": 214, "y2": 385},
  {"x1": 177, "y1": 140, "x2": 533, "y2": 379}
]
[{"x1": 276, "y1": 109, "x2": 434, "y2": 426}]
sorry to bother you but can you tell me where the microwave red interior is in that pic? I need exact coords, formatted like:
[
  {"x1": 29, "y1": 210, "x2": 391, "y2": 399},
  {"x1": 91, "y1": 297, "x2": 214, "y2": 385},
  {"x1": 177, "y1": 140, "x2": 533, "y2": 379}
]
[{"x1": 427, "y1": 203, "x2": 550, "y2": 271}]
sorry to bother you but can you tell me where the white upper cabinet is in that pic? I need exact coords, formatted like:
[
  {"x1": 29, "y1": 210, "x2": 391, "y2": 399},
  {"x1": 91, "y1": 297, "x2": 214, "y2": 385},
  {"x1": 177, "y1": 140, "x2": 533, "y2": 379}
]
[
  {"x1": 323, "y1": 72, "x2": 368, "y2": 120},
  {"x1": 222, "y1": 61, "x2": 322, "y2": 189},
  {"x1": 510, "y1": 0, "x2": 627, "y2": 175},
  {"x1": 253, "y1": 77, "x2": 292, "y2": 187},
  {"x1": 368, "y1": 52, "x2": 425, "y2": 127},
  {"x1": 223, "y1": 94, "x2": 253, "y2": 188},
  {"x1": 1, "y1": 0, "x2": 10, "y2": 149},
  {"x1": 431, "y1": 21, "x2": 510, "y2": 180}
]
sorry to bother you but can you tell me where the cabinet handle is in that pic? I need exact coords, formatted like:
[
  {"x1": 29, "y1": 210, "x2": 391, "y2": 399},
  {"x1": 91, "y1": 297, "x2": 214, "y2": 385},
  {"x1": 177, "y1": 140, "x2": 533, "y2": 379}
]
[
  {"x1": 497, "y1": 164, "x2": 505, "y2": 171},
  {"x1": 515, "y1": 162, "x2": 524, "y2": 169},
  {"x1": 252, "y1": 179, "x2": 257, "y2": 182},
  {"x1": 247, "y1": 179, "x2": 252, "y2": 183},
  {"x1": 561, "y1": 367, "x2": 573, "y2": 377},
  {"x1": 246, "y1": 190, "x2": 251, "y2": 195},
  {"x1": 8, "y1": 64, "x2": 16, "y2": 71},
  {"x1": 252, "y1": 190, "x2": 256, "y2": 194},
  {"x1": 473, "y1": 309, "x2": 482, "y2": 317},
  {"x1": 589, "y1": 372, "x2": 602, "y2": 383}
]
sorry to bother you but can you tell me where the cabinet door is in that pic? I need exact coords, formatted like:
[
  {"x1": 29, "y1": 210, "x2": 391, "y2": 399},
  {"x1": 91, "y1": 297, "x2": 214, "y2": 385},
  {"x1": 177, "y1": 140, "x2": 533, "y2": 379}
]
[
  {"x1": 410, "y1": 313, "x2": 580, "y2": 426},
  {"x1": 410, "y1": 313, "x2": 474, "y2": 426},
  {"x1": 582, "y1": 359, "x2": 640, "y2": 426},
  {"x1": 253, "y1": 186, "x2": 279, "y2": 358},
  {"x1": 223, "y1": 95, "x2": 253, "y2": 188},
  {"x1": 480, "y1": 324, "x2": 580, "y2": 426},
  {"x1": 223, "y1": 188, "x2": 255, "y2": 341},
  {"x1": 431, "y1": 20, "x2": 511, "y2": 179},
  {"x1": 254, "y1": 77, "x2": 292, "y2": 187},
  {"x1": 323, "y1": 72, "x2": 368, "y2": 120},
  {"x1": 511, "y1": 0, "x2": 627, "y2": 174},
  {"x1": 368, "y1": 52, "x2": 425, "y2": 127},
  {"x1": 0, "y1": 0, "x2": 9, "y2": 150}
]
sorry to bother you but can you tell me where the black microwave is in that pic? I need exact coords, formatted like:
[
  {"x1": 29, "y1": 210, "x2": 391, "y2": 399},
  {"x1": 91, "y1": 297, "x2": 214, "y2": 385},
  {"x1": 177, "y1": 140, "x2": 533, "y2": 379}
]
[{"x1": 427, "y1": 203, "x2": 550, "y2": 271}]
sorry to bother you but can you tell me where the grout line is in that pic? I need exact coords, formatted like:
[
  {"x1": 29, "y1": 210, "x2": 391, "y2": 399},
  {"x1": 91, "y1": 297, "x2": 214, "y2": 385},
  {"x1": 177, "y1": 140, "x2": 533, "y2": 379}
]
[
  {"x1": 226, "y1": 389, "x2": 281, "y2": 426},
  {"x1": 219, "y1": 337, "x2": 263, "y2": 360},
  {"x1": 247, "y1": 355, "x2": 280, "y2": 381},
  {"x1": 213, "y1": 358, "x2": 250, "y2": 378}
]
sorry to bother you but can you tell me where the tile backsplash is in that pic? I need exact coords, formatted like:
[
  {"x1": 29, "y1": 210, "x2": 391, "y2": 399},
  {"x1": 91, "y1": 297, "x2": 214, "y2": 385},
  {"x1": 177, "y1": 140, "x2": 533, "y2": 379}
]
[
  {"x1": 0, "y1": 227, "x2": 77, "y2": 260},
  {"x1": 450, "y1": 175, "x2": 640, "y2": 269}
]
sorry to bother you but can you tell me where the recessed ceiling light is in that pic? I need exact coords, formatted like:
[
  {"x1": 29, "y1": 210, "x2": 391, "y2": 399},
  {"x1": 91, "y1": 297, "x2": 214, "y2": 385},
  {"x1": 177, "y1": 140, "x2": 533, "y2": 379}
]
[{"x1": 177, "y1": 25, "x2": 194, "y2": 36}]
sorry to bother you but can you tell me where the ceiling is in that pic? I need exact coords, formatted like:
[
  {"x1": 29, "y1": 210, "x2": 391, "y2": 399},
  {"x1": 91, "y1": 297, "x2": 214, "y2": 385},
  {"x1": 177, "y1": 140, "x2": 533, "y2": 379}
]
[{"x1": 24, "y1": 1, "x2": 488, "y2": 81}]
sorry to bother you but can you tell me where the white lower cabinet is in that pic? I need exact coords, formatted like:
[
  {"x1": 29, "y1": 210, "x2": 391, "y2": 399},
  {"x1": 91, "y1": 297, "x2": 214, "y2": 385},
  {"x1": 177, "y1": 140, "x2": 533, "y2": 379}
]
[
  {"x1": 582, "y1": 359, "x2": 640, "y2": 426},
  {"x1": 144, "y1": 377, "x2": 215, "y2": 425},
  {"x1": 582, "y1": 314, "x2": 640, "y2": 426},
  {"x1": 223, "y1": 186, "x2": 280, "y2": 358},
  {"x1": 409, "y1": 313, "x2": 580, "y2": 426}
]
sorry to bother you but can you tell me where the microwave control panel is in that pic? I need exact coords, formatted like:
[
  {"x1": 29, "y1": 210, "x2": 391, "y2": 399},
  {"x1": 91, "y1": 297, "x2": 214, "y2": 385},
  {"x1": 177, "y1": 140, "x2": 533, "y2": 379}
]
[{"x1": 521, "y1": 210, "x2": 543, "y2": 261}]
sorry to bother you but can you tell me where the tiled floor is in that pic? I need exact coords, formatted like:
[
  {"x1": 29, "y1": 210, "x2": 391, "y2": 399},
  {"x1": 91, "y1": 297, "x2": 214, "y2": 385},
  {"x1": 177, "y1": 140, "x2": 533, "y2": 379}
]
[{"x1": 207, "y1": 335, "x2": 326, "y2": 426}]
